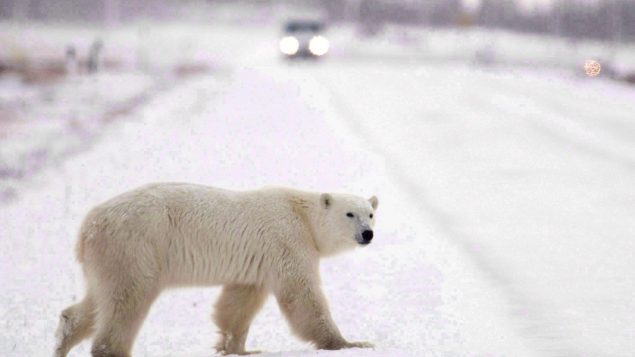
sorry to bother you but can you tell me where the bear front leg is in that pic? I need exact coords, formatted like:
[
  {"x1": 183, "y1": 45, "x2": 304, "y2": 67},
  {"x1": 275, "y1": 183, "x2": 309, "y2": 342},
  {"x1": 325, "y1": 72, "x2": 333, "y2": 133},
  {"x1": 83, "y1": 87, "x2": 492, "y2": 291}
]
[
  {"x1": 214, "y1": 284, "x2": 268, "y2": 355},
  {"x1": 274, "y1": 277, "x2": 373, "y2": 350}
]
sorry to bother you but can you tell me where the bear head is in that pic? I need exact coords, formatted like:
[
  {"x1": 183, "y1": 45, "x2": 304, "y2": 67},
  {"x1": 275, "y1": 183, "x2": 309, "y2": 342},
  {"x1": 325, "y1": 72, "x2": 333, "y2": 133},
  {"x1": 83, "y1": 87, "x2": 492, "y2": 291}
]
[{"x1": 314, "y1": 193, "x2": 379, "y2": 256}]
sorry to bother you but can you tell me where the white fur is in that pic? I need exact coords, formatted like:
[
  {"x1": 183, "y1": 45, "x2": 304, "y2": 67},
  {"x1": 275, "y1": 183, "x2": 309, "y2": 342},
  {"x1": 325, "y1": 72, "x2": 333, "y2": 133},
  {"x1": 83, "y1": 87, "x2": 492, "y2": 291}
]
[{"x1": 55, "y1": 183, "x2": 378, "y2": 357}]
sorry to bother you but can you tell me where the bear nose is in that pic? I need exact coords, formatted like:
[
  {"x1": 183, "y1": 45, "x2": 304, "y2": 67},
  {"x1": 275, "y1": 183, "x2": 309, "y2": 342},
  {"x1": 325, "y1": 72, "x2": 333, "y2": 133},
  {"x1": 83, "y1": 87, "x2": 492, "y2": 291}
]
[{"x1": 362, "y1": 230, "x2": 374, "y2": 242}]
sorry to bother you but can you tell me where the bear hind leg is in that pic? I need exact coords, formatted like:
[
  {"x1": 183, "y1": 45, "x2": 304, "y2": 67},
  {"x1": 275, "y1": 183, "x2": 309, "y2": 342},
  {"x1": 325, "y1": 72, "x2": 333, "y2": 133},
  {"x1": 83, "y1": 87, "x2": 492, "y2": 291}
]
[
  {"x1": 214, "y1": 284, "x2": 268, "y2": 355},
  {"x1": 90, "y1": 285, "x2": 159, "y2": 357},
  {"x1": 54, "y1": 294, "x2": 97, "y2": 357}
]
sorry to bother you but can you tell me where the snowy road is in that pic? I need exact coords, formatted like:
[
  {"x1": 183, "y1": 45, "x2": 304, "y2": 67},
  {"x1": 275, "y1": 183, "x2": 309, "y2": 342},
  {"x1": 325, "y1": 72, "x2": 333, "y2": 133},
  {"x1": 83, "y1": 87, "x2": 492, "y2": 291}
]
[
  {"x1": 2, "y1": 23, "x2": 635, "y2": 357},
  {"x1": 0, "y1": 61, "x2": 529, "y2": 356},
  {"x1": 277, "y1": 60, "x2": 635, "y2": 356}
]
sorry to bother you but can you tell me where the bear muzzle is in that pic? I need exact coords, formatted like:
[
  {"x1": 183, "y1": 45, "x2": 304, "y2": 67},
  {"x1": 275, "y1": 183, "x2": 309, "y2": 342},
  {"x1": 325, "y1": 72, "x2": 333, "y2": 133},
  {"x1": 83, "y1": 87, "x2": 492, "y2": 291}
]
[{"x1": 358, "y1": 230, "x2": 374, "y2": 245}]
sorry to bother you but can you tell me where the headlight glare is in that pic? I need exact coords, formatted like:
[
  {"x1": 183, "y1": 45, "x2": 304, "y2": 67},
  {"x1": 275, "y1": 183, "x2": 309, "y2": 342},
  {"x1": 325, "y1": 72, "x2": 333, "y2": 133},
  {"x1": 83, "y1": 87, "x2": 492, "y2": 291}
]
[
  {"x1": 308, "y1": 35, "x2": 329, "y2": 56},
  {"x1": 279, "y1": 36, "x2": 299, "y2": 55}
]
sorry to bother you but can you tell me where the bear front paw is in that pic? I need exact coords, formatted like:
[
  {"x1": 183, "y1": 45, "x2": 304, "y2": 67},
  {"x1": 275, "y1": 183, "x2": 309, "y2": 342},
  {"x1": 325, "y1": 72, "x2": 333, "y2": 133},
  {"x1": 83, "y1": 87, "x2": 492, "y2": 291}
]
[
  {"x1": 345, "y1": 341, "x2": 374, "y2": 349},
  {"x1": 319, "y1": 338, "x2": 374, "y2": 350}
]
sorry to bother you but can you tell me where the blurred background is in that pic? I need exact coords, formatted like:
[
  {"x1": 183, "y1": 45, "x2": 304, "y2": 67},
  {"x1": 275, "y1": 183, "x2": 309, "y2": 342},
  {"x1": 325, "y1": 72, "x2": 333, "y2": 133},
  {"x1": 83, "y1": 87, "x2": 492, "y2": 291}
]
[{"x1": 1, "y1": 1, "x2": 634, "y2": 356}]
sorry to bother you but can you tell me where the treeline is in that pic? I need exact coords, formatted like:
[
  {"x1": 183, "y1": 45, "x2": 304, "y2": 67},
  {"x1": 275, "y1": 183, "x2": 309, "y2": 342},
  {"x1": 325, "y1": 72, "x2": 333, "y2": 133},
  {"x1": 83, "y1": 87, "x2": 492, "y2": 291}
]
[
  {"x1": 0, "y1": 0, "x2": 181, "y2": 22},
  {"x1": 478, "y1": 0, "x2": 635, "y2": 41},
  {"x1": 324, "y1": 0, "x2": 635, "y2": 42},
  {"x1": 1, "y1": 0, "x2": 633, "y2": 42}
]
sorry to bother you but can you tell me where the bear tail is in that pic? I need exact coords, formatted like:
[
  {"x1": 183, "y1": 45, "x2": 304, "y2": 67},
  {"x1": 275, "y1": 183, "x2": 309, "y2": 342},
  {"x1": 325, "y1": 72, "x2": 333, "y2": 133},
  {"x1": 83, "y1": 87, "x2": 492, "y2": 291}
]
[
  {"x1": 75, "y1": 230, "x2": 87, "y2": 264},
  {"x1": 75, "y1": 210, "x2": 98, "y2": 264}
]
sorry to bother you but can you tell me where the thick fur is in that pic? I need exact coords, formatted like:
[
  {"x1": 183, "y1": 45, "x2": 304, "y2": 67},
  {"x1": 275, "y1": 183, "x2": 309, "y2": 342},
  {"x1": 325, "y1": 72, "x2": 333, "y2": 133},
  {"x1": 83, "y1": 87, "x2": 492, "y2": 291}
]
[{"x1": 54, "y1": 183, "x2": 378, "y2": 357}]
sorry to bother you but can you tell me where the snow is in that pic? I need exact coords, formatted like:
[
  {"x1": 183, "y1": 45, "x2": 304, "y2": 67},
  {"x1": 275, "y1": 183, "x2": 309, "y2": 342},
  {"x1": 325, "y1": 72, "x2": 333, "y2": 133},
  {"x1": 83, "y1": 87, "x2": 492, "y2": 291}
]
[
  {"x1": 1, "y1": 18, "x2": 635, "y2": 357},
  {"x1": 288, "y1": 62, "x2": 635, "y2": 355},
  {"x1": 0, "y1": 71, "x2": 156, "y2": 199},
  {"x1": 332, "y1": 25, "x2": 635, "y2": 77}
]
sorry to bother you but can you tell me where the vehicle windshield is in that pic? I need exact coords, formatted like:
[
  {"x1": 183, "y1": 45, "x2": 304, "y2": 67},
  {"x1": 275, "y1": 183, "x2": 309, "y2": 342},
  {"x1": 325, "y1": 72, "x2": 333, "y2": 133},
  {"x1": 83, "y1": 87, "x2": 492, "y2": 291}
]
[{"x1": 285, "y1": 22, "x2": 323, "y2": 33}]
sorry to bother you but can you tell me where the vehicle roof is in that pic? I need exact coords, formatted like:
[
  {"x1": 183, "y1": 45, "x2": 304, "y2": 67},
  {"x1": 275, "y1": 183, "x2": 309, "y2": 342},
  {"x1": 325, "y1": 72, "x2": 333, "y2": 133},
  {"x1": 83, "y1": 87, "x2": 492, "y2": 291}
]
[{"x1": 284, "y1": 20, "x2": 325, "y2": 32}]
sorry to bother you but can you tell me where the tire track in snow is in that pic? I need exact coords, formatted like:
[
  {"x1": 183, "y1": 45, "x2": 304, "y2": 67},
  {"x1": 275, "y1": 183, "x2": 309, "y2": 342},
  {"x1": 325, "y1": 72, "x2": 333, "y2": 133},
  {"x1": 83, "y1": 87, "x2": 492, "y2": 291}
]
[{"x1": 476, "y1": 73, "x2": 635, "y2": 172}]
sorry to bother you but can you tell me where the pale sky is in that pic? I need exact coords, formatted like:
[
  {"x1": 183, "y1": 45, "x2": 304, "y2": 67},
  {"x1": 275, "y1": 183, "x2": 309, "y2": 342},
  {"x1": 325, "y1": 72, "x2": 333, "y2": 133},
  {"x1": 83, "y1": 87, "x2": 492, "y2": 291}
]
[
  {"x1": 517, "y1": 0, "x2": 555, "y2": 13},
  {"x1": 463, "y1": 0, "x2": 555, "y2": 13}
]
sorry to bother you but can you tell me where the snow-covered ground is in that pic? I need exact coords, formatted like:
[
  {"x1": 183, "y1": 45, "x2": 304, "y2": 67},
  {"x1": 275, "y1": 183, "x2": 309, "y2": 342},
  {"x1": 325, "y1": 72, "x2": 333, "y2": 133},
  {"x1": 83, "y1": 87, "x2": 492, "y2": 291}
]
[
  {"x1": 284, "y1": 62, "x2": 635, "y2": 356},
  {"x1": 0, "y1": 71, "x2": 157, "y2": 200},
  {"x1": 1, "y1": 18, "x2": 635, "y2": 357},
  {"x1": 328, "y1": 25, "x2": 635, "y2": 78}
]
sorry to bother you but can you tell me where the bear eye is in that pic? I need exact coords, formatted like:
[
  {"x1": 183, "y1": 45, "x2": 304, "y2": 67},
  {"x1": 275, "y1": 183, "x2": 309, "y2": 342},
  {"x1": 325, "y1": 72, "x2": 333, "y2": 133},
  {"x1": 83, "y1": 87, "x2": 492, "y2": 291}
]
[
  {"x1": 346, "y1": 212, "x2": 354, "y2": 218},
  {"x1": 369, "y1": 213, "x2": 374, "y2": 219}
]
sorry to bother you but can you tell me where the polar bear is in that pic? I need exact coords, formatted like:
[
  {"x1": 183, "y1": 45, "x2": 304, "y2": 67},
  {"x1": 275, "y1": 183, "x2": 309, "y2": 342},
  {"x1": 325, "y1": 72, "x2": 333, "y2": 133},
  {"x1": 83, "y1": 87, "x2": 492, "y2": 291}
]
[{"x1": 54, "y1": 183, "x2": 378, "y2": 357}]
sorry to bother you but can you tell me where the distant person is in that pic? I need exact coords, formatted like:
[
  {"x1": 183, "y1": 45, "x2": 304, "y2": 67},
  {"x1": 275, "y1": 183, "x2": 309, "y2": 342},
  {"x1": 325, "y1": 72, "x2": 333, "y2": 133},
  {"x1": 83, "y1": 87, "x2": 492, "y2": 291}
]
[
  {"x1": 87, "y1": 40, "x2": 103, "y2": 74},
  {"x1": 64, "y1": 45, "x2": 78, "y2": 75}
]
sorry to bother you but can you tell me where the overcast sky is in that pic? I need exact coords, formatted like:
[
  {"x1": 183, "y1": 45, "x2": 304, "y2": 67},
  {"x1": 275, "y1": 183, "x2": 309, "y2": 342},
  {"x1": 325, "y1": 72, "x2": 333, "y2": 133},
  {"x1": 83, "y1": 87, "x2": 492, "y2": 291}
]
[{"x1": 463, "y1": 0, "x2": 556, "y2": 13}]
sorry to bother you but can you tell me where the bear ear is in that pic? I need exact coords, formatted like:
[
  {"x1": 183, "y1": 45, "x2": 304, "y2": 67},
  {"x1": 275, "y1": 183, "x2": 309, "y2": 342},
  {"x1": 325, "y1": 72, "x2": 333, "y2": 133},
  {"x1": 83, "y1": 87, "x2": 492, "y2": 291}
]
[
  {"x1": 369, "y1": 196, "x2": 379, "y2": 210},
  {"x1": 320, "y1": 193, "x2": 333, "y2": 209}
]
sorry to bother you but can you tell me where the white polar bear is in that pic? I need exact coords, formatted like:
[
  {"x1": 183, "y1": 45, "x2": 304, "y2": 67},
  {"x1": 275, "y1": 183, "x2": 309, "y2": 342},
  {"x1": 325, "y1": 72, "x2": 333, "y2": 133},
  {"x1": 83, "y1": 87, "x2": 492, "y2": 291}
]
[{"x1": 54, "y1": 183, "x2": 378, "y2": 357}]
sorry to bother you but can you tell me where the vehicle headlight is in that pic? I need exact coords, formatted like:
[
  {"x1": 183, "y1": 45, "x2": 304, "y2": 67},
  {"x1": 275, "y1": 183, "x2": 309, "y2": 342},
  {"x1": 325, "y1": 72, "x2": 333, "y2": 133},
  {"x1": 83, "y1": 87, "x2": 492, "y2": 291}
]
[
  {"x1": 279, "y1": 36, "x2": 299, "y2": 55},
  {"x1": 309, "y1": 35, "x2": 329, "y2": 56}
]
